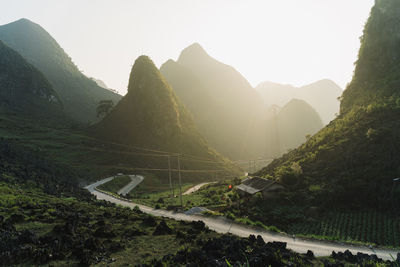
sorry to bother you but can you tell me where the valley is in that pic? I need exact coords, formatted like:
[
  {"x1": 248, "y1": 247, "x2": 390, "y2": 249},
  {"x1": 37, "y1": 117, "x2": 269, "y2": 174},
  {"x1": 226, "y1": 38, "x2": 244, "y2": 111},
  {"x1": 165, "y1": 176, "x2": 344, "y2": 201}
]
[{"x1": 1, "y1": 0, "x2": 400, "y2": 265}]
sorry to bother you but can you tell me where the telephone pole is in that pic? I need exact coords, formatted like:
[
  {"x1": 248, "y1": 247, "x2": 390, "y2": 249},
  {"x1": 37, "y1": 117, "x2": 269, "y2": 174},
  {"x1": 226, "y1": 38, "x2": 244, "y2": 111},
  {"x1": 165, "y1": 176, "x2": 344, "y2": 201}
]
[
  {"x1": 168, "y1": 155, "x2": 173, "y2": 199},
  {"x1": 177, "y1": 154, "x2": 183, "y2": 207}
]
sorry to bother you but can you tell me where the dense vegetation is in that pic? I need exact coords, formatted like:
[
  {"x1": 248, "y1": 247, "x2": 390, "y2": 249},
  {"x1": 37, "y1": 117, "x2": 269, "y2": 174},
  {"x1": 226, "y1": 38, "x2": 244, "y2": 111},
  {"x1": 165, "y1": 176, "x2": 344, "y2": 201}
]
[
  {"x1": 0, "y1": 18, "x2": 121, "y2": 122},
  {"x1": 340, "y1": 0, "x2": 400, "y2": 113}
]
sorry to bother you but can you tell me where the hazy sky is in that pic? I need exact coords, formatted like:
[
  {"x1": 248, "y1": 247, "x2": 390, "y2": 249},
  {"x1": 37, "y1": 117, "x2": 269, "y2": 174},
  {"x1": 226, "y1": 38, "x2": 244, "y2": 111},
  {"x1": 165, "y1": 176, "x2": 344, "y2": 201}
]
[{"x1": 2, "y1": 0, "x2": 374, "y2": 95}]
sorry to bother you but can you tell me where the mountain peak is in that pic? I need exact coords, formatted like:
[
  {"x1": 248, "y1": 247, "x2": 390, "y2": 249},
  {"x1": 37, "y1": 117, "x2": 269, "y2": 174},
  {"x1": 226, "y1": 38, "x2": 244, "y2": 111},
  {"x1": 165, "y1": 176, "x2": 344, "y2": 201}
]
[
  {"x1": 178, "y1": 43, "x2": 210, "y2": 63},
  {"x1": 128, "y1": 55, "x2": 165, "y2": 94}
]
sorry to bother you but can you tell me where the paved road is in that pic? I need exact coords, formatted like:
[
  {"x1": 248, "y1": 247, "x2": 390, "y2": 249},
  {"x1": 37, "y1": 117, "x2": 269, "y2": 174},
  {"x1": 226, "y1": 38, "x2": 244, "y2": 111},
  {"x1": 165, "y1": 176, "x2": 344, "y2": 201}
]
[
  {"x1": 117, "y1": 175, "x2": 144, "y2": 196},
  {"x1": 183, "y1": 182, "x2": 212, "y2": 195},
  {"x1": 85, "y1": 177, "x2": 399, "y2": 261}
]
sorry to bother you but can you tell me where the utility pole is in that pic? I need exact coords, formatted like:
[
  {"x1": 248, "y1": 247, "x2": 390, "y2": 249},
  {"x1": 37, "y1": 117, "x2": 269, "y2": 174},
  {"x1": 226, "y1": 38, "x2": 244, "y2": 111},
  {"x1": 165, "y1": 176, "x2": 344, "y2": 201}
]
[
  {"x1": 168, "y1": 155, "x2": 173, "y2": 199},
  {"x1": 177, "y1": 154, "x2": 183, "y2": 207}
]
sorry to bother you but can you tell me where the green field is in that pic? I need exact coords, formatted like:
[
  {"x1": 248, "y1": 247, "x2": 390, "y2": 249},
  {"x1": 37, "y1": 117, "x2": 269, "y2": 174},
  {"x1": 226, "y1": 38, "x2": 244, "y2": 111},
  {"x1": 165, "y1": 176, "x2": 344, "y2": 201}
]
[{"x1": 289, "y1": 211, "x2": 400, "y2": 247}]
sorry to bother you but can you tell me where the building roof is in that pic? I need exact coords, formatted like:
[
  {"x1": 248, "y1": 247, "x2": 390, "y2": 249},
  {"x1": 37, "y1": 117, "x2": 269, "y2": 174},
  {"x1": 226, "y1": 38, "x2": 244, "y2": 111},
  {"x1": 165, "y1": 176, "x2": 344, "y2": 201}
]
[{"x1": 236, "y1": 176, "x2": 278, "y2": 195}]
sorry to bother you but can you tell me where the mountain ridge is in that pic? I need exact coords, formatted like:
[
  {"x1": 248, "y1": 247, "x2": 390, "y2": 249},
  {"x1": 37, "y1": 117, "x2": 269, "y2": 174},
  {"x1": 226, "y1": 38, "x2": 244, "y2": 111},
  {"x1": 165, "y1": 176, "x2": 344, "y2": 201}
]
[{"x1": 0, "y1": 18, "x2": 121, "y2": 123}]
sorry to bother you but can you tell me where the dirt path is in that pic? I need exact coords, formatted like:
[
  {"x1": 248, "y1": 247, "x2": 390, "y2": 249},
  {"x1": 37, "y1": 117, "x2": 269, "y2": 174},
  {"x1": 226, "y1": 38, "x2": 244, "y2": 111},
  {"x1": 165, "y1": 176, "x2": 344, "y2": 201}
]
[{"x1": 183, "y1": 182, "x2": 212, "y2": 195}]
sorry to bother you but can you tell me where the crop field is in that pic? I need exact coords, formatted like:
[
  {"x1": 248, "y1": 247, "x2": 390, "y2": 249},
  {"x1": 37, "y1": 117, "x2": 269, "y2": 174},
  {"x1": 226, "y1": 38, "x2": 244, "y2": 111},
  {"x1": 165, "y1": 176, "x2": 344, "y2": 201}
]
[{"x1": 289, "y1": 211, "x2": 400, "y2": 247}]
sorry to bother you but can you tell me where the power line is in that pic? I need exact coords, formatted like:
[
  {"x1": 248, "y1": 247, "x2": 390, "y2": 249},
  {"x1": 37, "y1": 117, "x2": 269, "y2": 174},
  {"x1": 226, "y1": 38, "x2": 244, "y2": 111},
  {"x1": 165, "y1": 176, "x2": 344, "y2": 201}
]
[
  {"x1": 101, "y1": 166, "x2": 226, "y2": 173},
  {"x1": 84, "y1": 147, "x2": 227, "y2": 165}
]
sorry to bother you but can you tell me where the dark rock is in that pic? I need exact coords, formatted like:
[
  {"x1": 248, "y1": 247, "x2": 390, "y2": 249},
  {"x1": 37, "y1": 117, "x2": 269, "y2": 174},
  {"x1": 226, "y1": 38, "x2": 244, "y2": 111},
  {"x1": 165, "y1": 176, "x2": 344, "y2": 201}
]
[
  {"x1": 306, "y1": 250, "x2": 314, "y2": 258},
  {"x1": 256, "y1": 235, "x2": 265, "y2": 245}
]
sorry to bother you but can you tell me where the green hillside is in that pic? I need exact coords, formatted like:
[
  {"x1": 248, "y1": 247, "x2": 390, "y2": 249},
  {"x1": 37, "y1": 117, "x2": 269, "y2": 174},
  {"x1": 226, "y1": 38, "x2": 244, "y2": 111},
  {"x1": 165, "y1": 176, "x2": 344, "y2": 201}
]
[
  {"x1": 0, "y1": 18, "x2": 121, "y2": 123},
  {"x1": 0, "y1": 40, "x2": 64, "y2": 120},
  {"x1": 256, "y1": 0, "x2": 400, "y2": 210}
]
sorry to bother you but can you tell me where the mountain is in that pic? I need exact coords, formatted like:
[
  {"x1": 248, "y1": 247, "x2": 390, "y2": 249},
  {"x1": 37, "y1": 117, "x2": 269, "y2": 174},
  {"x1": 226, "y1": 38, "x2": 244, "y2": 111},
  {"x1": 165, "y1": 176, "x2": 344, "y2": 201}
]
[
  {"x1": 161, "y1": 43, "x2": 326, "y2": 161},
  {"x1": 273, "y1": 99, "x2": 323, "y2": 153},
  {"x1": 0, "y1": 40, "x2": 64, "y2": 119},
  {"x1": 94, "y1": 56, "x2": 234, "y2": 172},
  {"x1": 0, "y1": 18, "x2": 121, "y2": 123},
  {"x1": 161, "y1": 43, "x2": 268, "y2": 160},
  {"x1": 256, "y1": 79, "x2": 342, "y2": 124},
  {"x1": 256, "y1": 0, "x2": 400, "y2": 210}
]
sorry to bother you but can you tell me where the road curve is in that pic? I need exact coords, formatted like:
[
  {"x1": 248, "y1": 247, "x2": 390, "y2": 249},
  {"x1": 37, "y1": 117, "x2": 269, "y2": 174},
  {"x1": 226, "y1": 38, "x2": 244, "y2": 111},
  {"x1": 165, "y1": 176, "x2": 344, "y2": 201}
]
[
  {"x1": 117, "y1": 175, "x2": 144, "y2": 196},
  {"x1": 85, "y1": 177, "x2": 398, "y2": 261}
]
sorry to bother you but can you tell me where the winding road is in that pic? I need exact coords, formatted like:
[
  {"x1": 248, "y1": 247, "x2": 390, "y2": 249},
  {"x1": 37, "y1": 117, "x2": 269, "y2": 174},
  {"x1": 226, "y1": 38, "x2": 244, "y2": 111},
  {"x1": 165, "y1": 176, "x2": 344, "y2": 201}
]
[
  {"x1": 85, "y1": 176, "x2": 399, "y2": 261},
  {"x1": 117, "y1": 175, "x2": 144, "y2": 196}
]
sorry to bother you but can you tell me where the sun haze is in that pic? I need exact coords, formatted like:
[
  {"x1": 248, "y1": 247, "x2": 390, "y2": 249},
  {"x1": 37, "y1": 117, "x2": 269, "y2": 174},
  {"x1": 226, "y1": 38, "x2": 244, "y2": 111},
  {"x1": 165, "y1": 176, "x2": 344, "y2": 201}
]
[{"x1": 1, "y1": 0, "x2": 374, "y2": 95}]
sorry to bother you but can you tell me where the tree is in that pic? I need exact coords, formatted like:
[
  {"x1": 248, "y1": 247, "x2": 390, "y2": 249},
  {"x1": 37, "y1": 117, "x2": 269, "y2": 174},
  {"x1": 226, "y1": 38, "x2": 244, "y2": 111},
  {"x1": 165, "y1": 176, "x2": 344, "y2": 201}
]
[{"x1": 96, "y1": 100, "x2": 114, "y2": 118}]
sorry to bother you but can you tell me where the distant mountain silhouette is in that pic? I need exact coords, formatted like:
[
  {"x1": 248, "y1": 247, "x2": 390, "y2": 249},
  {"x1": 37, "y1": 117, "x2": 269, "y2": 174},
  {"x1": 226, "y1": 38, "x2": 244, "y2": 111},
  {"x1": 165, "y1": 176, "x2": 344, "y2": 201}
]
[
  {"x1": 256, "y1": 79, "x2": 342, "y2": 124},
  {"x1": 161, "y1": 43, "x2": 325, "y2": 160},
  {"x1": 0, "y1": 18, "x2": 121, "y2": 123},
  {"x1": 94, "y1": 56, "x2": 229, "y2": 163},
  {"x1": 161, "y1": 43, "x2": 267, "y2": 160},
  {"x1": 91, "y1": 78, "x2": 110, "y2": 89},
  {"x1": 273, "y1": 99, "x2": 323, "y2": 152},
  {"x1": 0, "y1": 40, "x2": 64, "y2": 119}
]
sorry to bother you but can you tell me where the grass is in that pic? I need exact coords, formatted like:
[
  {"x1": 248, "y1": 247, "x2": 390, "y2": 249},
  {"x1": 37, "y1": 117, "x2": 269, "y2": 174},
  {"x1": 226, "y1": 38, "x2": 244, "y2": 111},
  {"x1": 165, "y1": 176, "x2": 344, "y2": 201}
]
[{"x1": 97, "y1": 175, "x2": 132, "y2": 193}]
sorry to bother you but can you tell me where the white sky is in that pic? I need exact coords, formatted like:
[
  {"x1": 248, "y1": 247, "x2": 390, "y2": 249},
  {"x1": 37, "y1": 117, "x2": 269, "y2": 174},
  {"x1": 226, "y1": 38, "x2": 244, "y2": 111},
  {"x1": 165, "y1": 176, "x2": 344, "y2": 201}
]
[{"x1": 2, "y1": 0, "x2": 374, "y2": 95}]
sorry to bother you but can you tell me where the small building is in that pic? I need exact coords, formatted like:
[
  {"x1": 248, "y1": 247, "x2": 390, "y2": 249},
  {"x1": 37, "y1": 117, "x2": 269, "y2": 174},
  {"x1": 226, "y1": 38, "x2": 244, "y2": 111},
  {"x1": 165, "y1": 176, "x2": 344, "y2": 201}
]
[{"x1": 236, "y1": 176, "x2": 284, "y2": 199}]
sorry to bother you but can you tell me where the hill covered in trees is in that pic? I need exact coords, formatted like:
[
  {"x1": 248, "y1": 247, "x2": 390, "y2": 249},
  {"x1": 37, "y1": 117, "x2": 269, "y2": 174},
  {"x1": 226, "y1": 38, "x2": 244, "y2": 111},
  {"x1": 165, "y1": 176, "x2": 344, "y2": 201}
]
[
  {"x1": 0, "y1": 18, "x2": 121, "y2": 123},
  {"x1": 256, "y1": 0, "x2": 400, "y2": 210},
  {"x1": 0, "y1": 40, "x2": 64, "y2": 120},
  {"x1": 256, "y1": 79, "x2": 342, "y2": 124}
]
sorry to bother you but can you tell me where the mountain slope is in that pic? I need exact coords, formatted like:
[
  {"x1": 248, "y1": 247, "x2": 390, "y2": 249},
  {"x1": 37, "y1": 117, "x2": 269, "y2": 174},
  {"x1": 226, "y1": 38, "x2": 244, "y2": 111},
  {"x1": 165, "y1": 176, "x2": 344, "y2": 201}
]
[
  {"x1": 273, "y1": 99, "x2": 323, "y2": 153},
  {"x1": 257, "y1": 79, "x2": 342, "y2": 124},
  {"x1": 161, "y1": 44, "x2": 326, "y2": 161},
  {"x1": 0, "y1": 18, "x2": 121, "y2": 122},
  {"x1": 94, "y1": 56, "x2": 236, "y2": 176},
  {"x1": 0, "y1": 40, "x2": 63, "y2": 119},
  {"x1": 256, "y1": 0, "x2": 400, "y2": 210},
  {"x1": 161, "y1": 44, "x2": 269, "y2": 160}
]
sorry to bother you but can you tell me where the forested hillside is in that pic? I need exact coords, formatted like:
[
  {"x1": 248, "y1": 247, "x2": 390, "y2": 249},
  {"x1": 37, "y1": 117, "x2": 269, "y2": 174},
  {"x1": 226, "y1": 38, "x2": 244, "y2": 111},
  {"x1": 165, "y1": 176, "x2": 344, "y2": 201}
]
[{"x1": 0, "y1": 40, "x2": 64, "y2": 120}]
